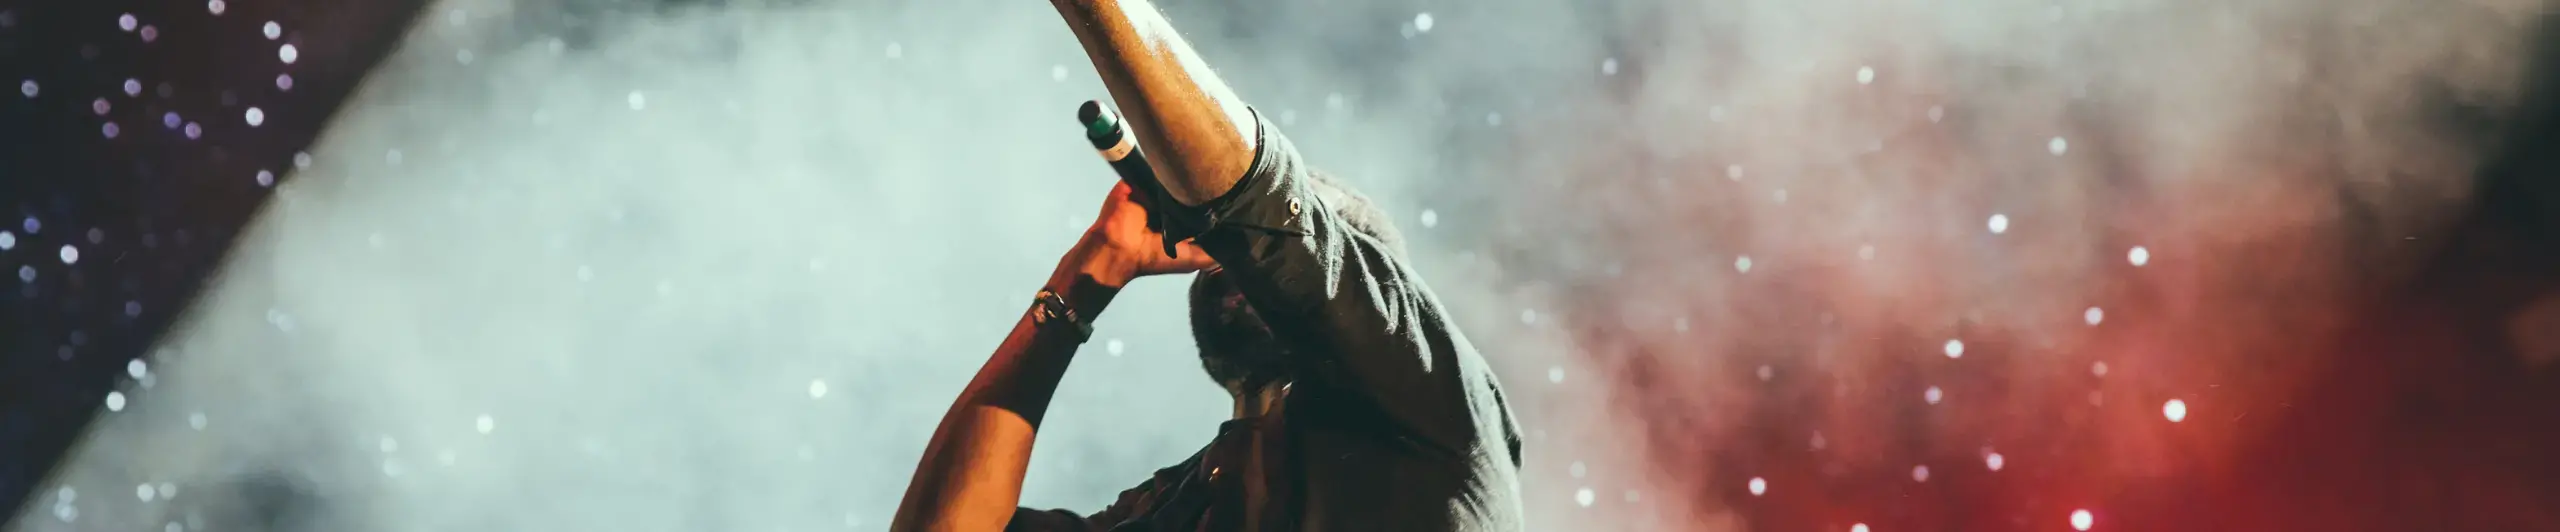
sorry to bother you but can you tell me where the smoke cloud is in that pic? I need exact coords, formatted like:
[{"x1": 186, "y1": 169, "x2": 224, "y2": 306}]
[
  {"x1": 15, "y1": 0, "x2": 2557, "y2": 531},
  {"x1": 1484, "y1": 0, "x2": 2555, "y2": 529}
]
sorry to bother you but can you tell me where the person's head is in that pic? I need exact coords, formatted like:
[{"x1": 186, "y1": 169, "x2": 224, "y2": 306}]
[{"x1": 1188, "y1": 172, "x2": 1407, "y2": 408}]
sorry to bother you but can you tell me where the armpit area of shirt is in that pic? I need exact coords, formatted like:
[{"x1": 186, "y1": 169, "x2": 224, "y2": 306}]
[{"x1": 1183, "y1": 107, "x2": 1311, "y2": 239}]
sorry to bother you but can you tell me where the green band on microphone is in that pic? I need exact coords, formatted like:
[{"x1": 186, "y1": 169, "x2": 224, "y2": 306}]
[{"x1": 1078, "y1": 101, "x2": 1120, "y2": 139}]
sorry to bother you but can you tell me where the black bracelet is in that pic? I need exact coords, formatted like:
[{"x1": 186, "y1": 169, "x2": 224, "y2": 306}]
[{"x1": 1031, "y1": 289, "x2": 1094, "y2": 344}]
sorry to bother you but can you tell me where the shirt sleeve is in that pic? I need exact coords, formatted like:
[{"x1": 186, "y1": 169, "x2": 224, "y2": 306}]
[
  {"x1": 1180, "y1": 108, "x2": 1481, "y2": 449},
  {"x1": 1005, "y1": 473, "x2": 1162, "y2": 532}
]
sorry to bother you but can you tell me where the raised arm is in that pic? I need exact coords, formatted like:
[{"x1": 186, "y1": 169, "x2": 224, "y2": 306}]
[
  {"x1": 889, "y1": 184, "x2": 1213, "y2": 532},
  {"x1": 1048, "y1": 0, "x2": 1259, "y2": 208},
  {"x1": 1053, "y1": 0, "x2": 1505, "y2": 459},
  {"x1": 1050, "y1": 4, "x2": 1523, "y2": 527}
]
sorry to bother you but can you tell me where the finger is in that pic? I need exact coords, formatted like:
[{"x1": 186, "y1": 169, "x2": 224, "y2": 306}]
[
  {"x1": 1100, "y1": 180, "x2": 1137, "y2": 217},
  {"x1": 1134, "y1": 240, "x2": 1217, "y2": 277},
  {"x1": 1170, "y1": 240, "x2": 1217, "y2": 270}
]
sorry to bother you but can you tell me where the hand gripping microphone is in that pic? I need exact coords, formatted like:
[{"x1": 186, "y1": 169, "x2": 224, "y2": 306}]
[{"x1": 1076, "y1": 100, "x2": 1193, "y2": 258}]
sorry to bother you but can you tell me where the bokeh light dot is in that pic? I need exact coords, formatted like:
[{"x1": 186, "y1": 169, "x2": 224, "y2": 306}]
[
  {"x1": 1856, "y1": 66, "x2": 1875, "y2": 84},
  {"x1": 1734, "y1": 255, "x2": 1753, "y2": 273},
  {"x1": 123, "y1": 79, "x2": 141, "y2": 96},
  {"x1": 0, "y1": 231, "x2": 13, "y2": 250},
  {"x1": 245, "y1": 107, "x2": 265, "y2": 126},
  {"x1": 60, "y1": 245, "x2": 80, "y2": 264},
  {"x1": 255, "y1": 170, "x2": 275, "y2": 187},
  {"x1": 127, "y1": 359, "x2": 146, "y2": 378},
  {"x1": 2072, "y1": 509, "x2": 2095, "y2": 530},
  {"x1": 1986, "y1": 452, "x2": 2006, "y2": 471},
  {"x1": 1925, "y1": 386, "x2": 1943, "y2": 404},
  {"x1": 276, "y1": 74, "x2": 294, "y2": 91},
  {"x1": 1988, "y1": 214, "x2": 2009, "y2": 234},
  {"x1": 19, "y1": 80, "x2": 35, "y2": 98},
  {"x1": 1420, "y1": 209, "x2": 1438, "y2": 228},
  {"x1": 2092, "y1": 361, "x2": 2110, "y2": 377},
  {"x1": 1943, "y1": 339, "x2": 1964, "y2": 358},
  {"x1": 1413, "y1": 12, "x2": 1434, "y2": 32},
  {"x1": 140, "y1": 26, "x2": 158, "y2": 42},
  {"x1": 475, "y1": 415, "x2": 494, "y2": 434},
  {"x1": 207, "y1": 0, "x2": 226, "y2": 15},
  {"x1": 1573, "y1": 487, "x2": 1594, "y2": 508},
  {"x1": 2085, "y1": 306, "x2": 2105, "y2": 325},
  {"x1": 1747, "y1": 477, "x2": 1766, "y2": 495},
  {"x1": 105, "y1": 391, "x2": 125, "y2": 412},
  {"x1": 2129, "y1": 246, "x2": 2150, "y2": 266},
  {"x1": 118, "y1": 14, "x2": 137, "y2": 31},
  {"x1": 1912, "y1": 465, "x2": 1931, "y2": 482},
  {"x1": 262, "y1": 21, "x2": 281, "y2": 39},
  {"x1": 2164, "y1": 399, "x2": 2188, "y2": 422},
  {"x1": 1105, "y1": 338, "x2": 1125, "y2": 356},
  {"x1": 279, "y1": 44, "x2": 299, "y2": 64},
  {"x1": 1853, "y1": 524, "x2": 1871, "y2": 532},
  {"x1": 808, "y1": 379, "x2": 828, "y2": 399},
  {"x1": 184, "y1": 122, "x2": 202, "y2": 139},
  {"x1": 1547, "y1": 366, "x2": 1564, "y2": 383},
  {"x1": 2049, "y1": 136, "x2": 2069, "y2": 155}
]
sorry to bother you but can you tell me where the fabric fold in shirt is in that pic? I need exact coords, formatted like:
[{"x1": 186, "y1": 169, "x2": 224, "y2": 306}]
[
  {"x1": 1012, "y1": 108, "x2": 1526, "y2": 531},
  {"x1": 1008, "y1": 418, "x2": 1273, "y2": 532}
]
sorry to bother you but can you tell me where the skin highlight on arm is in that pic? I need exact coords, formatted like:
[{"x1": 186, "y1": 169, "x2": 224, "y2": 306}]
[{"x1": 1049, "y1": 0, "x2": 1259, "y2": 207}]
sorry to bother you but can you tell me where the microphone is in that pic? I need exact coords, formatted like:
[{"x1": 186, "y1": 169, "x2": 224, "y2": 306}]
[{"x1": 1077, "y1": 100, "x2": 1187, "y2": 258}]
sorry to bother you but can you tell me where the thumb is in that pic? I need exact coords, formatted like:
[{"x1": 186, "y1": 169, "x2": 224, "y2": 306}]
[{"x1": 1168, "y1": 240, "x2": 1217, "y2": 272}]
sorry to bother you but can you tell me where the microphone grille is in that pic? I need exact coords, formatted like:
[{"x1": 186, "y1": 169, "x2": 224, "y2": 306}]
[{"x1": 1076, "y1": 100, "x2": 1120, "y2": 139}]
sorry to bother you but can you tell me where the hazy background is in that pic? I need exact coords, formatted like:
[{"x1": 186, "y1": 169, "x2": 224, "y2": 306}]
[{"x1": 14, "y1": 0, "x2": 2558, "y2": 530}]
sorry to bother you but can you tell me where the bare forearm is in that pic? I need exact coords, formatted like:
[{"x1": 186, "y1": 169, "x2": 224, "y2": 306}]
[
  {"x1": 1050, "y1": 0, "x2": 1258, "y2": 206},
  {"x1": 888, "y1": 312, "x2": 1063, "y2": 532},
  {"x1": 890, "y1": 253, "x2": 1126, "y2": 531}
]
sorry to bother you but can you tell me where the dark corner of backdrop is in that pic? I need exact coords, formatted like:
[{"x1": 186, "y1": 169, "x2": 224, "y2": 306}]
[{"x1": 0, "y1": 0, "x2": 430, "y2": 520}]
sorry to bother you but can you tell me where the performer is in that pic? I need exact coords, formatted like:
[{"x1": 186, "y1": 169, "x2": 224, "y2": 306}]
[{"x1": 889, "y1": 0, "x2": 1526, "y2": 530}]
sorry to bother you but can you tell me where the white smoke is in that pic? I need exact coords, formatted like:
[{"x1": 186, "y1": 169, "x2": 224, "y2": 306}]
[{"x1": 17, "y1": 0, "x2": 2551, "y2": 530}]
